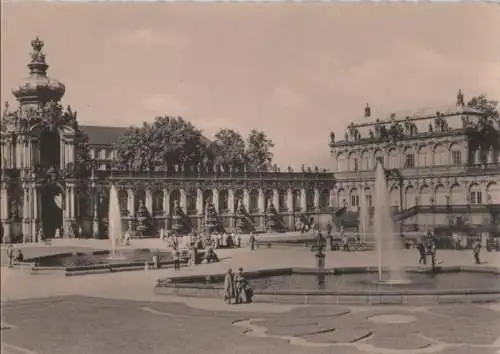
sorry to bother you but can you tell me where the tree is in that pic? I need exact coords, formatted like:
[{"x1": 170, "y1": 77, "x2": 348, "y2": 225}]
[
  {"x1": 213, "y1": 129, "x2": 246, "y2": 166},
  {"x1": 467, "y1": 94, "x2": 499, "y2": 121},
  {"x1": 245, "y1": 129, "x2": 274, "y2": 172},
  {"x1": 115, "y1": 116, "x2": 209, "y2": 170}
]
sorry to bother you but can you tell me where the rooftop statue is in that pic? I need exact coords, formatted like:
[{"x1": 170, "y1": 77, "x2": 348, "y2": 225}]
[
  {"x1": 364, "y1": 103, "x2": 371, "y2": 118},
  {"x1": 457, "y1": 89, "x2": 465, "y2": 107}
]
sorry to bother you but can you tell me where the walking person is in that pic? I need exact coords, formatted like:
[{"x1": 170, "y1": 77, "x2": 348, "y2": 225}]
[
  {"x1": 429, "y1": 242, "x2": 437, "y2": 271},
  {"x1": 248, "y1": 233, "x2": 256, "y2": 251},
  {"x1": 6, "y1": 245, "x2": 14, "y2": 268},
  {"x1": 341, "y1": 229, "x2": 349, "y2": 252},
  {"x1": 223, "y1": 268, "x2": 235, "y2": 304},
  {"x1": 473, "y1": 240, "x2": 481, "y2": 265},
  {"x1": 417, "y1": 242, "x2": 427, "y2": 265},
  {"x1": 173, "y1": 248, "x2": 181, "y2": 271}
]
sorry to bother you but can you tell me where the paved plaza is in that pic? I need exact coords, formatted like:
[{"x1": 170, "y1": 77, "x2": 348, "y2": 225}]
[{"x1": 1, "y1": 238, "x2": 500, "y2": 354}]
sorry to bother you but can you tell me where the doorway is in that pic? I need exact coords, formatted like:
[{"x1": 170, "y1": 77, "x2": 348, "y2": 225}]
[
  {"x1": 41, "y1": 184, "x2": 63, "y2": 238},
  {"x1": 40, "y1": 130, "x2": 60, "y2": 169}
]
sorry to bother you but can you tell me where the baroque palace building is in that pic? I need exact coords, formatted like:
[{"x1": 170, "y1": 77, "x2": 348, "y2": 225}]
[
  {"x1": 329, "y1": 96, "x2": 500, "y2": 233},
  {"x1": 0, "y1": 38, "x2": 335, "y2": 243}
]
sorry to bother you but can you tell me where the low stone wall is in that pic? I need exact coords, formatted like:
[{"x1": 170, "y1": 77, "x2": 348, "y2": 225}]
[{"x1": 155, "y1": 266, "x2": 500, "y2": 305}]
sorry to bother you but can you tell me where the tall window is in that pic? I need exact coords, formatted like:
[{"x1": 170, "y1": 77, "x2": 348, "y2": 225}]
[
  {"x1": 366, "y1": 194, "x2": 373, "y2": 207},
  {"x1": 452, "y1": 151, "x2": 462, "y2": 166},
  {"x1": 351, "y1": 194, "x2": 360, "y2": 207},
  {"x1": 405, "y1": 153, "x2": 415, "y2": 168},
  {"x1": 470, "y1": 190, "x2": 482, "y2": 204},
  {"x1": 353, "y1": 158, "x2": 359, "y2": 172}
]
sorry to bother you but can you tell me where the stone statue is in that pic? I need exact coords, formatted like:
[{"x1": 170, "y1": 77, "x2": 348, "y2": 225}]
[
  {"x1": 369, "y1": 129, "x2": 374, "y2": 139},
  {"x1": 364, "y1": 103, "x2": 371, "y2": 118},
  {"x1": 462, "y1": 116, "x2": 468, "y2": 128},
  {"x1": 287, "y1": 166, "x2": 293, "y2": 172},
  {"x1": 344, "y1": 132, "x2": 349, "y2": 142},
  {"x1": 428, "y1": 123, "x2": 433, "y2": 133},
  {"x1": 456, "y1": 89, "x2": 465, "y2": 107},
  {"x1": 330, "y1": 131, "x2": 335, "y2": 144}
]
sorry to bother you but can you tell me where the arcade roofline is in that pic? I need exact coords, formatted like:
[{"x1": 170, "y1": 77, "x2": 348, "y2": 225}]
[
  {"x1": 349, "y1": 108, "x2": 484, "y2": 129},
  {"x1": 329, "y1": 126, "x2": 474, "y2": 148},
  {"x1": 0, "y1": 167, "x2": 335, "y2": 183}
]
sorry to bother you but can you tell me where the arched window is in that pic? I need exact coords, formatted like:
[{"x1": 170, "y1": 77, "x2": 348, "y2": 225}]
[
  {"x1": 350, "y1": 189, "x2": 359, "y2": 208},
  {"x1": 278, "y1": 190, "x2": 287, "y2": 211},
  {"x1": 433, "y1": 144, "x2": 447, "y2": 166},
  {"x1": 336, "y1": 153, "x2": 346, "y2": 172},
  {"x1": 388, "y1": 148, "x2": 399, "y2": 169},
  {"x1": 469, "y1": 184, "x2": 482, "y2": 205},
  {"x1": 219, "y1": 189, "x2": 229, "y2": 212},
  {"x1": 249, "y1": 189, "x2": 259, "y2": 213},
  {"x1": 418, "y1": 146, "x2": 430, "y2": 167},
  {"x1": 320, "y1": 189, "x2": 330, "y2": 208},
  {"x1": 153, "y1": 190, "x2": 164, "y2": 215},
  {"x1": 374, "y1": 150, "x2": 384, "y2": 168},
  {"x1": 360, "y1": 150, "x2": 370, "y2": 171},
  {"x1": 186, "y1": 189, "x2": 197, "y2": 213}
]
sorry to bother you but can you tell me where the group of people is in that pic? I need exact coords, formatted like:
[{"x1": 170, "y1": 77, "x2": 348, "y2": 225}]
[
  {"x1": 6, "y1": 245, "x2": 24, "y2": 267},
  {"x1": 223, "y1": 267, "x2": 253, "y2": 305}
]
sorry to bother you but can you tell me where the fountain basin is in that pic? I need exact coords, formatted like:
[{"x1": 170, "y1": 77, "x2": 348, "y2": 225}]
[
  {"x1": 155, "y1": 266, "x2": 500, "y2": 305},
  {"x1": 28, "y1": 249, "x2": 194, "y2": 276}
]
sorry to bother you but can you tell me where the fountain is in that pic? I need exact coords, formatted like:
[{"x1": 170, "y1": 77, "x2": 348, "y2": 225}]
[
  {"x1": 373, "y1": 162, "x2": 410, "y2": 285},
  {"x1": 108, "y1": 184, "x2": 124, "y2": 259}
]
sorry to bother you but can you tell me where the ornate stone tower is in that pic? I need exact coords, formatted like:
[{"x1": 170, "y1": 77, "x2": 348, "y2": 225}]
[{"x1": 1, "y1": 38, "x2": 86, "y2": 243}]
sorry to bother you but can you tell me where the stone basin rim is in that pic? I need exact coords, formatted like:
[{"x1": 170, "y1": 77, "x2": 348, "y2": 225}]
[{"x1": 156, "y1": 265, "x2": 500, "y2": 297}]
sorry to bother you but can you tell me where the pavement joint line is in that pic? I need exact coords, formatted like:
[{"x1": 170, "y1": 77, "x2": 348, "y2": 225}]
[{"x1": 1, "y1": 343, "x2": 37, "y2": 354}]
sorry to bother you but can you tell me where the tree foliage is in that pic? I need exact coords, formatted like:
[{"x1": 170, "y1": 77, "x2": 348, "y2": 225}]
[
  {"x1": 467, "y1": 94, "x2": 499, "y2": 121},
  {"x1": 245, "y1": 129, "x2": 274, "y2": 172},
  {"x1": 212, "y1": 129, "x2": 246, "y2": 166},
  {"x1": 467, "y1": 94, "x2": 499, "y2": 148},
  {"x1": 115, "y1": 116, "x2": 209, "y2": 170},
  {"x1": 114, "y1": 115, "x2": 275, "y2": 171}
]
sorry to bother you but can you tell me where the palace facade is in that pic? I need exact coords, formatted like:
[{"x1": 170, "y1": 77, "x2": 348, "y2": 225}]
[
  {"x1": 329, "y1": 97, "x2": 500, "y2": 233},
  {"x1": 0, "y1": 38, "x2": 335, "y2": 243}
]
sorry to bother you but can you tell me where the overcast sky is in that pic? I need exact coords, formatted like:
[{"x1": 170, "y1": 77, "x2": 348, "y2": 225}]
[{"x1": 1, "y1": 2, "x2": 499, "y2": 168}]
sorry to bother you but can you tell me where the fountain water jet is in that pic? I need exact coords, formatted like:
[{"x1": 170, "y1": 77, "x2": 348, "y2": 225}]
[
  {"x1": 373, "y1": 162, "x2": 410, "y2": 285},
  {"x1": 108, "y1": 184, "x2": 125, "y2": 259}
]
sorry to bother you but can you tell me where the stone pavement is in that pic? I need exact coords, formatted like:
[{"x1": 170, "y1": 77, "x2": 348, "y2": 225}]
[{"x1": 1, "y1": 239, "x2": 500, "y2": 354}]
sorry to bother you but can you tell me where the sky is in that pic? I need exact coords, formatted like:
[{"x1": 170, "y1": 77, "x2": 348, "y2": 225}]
[{"x1": 1, "y1": 2, "x2": 499, "y2": 169}]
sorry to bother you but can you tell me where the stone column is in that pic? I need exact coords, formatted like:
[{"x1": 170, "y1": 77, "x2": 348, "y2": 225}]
[
  {"x1": 32, "y1": 185, "x2": 39, "y2": 242},
  {"x1": 314, "y1": 187, "x2": 320, "y2": 210},
  {"x1": 286, "y1": 188, "x2": 293, "y2": 211},
  {"x1": 196, "y1": 188, "x2": 204, "y2": 214},
  {"x1": 475, "y1": 149, "x2": 481, "y2": 165},
  {"x1": 273, "y1": 188, "x2": 279, "y2": 209},
  {"x1": 213, "y1": 188, "x2": 219, "y2": 212},
  {"x1": 228, "y1": 189, "x2": 235, "y2": 213},
  {"x1": 487, "y1": 147, "x2": 494, "y2": 164},
  {"x1": 22, "y1": 184, "x2": 30, "y2": 243},
  {"x1": 145, "y1": 189, "x2": 153, "y2": 213},
  {"x1": 163, "y1": 189, "x2": 170, "y2": 216},
  {"x1": 93, "y1": 189, "x2": 100, "y2": 238},
  {"x1": 329, "y1": 189, "x2": 335, "y2": 208},
  {"x1": 243, "y1": 188, "x2": 250, "y2": 210},
  {"x1": 127, "y1": 188, "x2": 135, "y2": 217},
  {"x1": 163, "y1": 188, "x2": 170, "y2": 229},
  {"x1": 70, "y1": 186, "x2": 76, "y2": 219},
  {"x1": 300, "y1": 188, "x2": 307, "y2": 212},
  {"x1": 180, "y1": 189, "x2": 187, "y2": 212},
  {"x1": 60, "y1": 141, "x2": 65, "y2": 167},
  {"x1": 258, "y1": 188, "x2": 265, "y2": 212}
]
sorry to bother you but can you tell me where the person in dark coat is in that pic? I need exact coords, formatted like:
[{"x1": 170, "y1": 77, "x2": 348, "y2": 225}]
[{"x1": 417, "y1": 242, "x2": 427, "y2": 265}]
